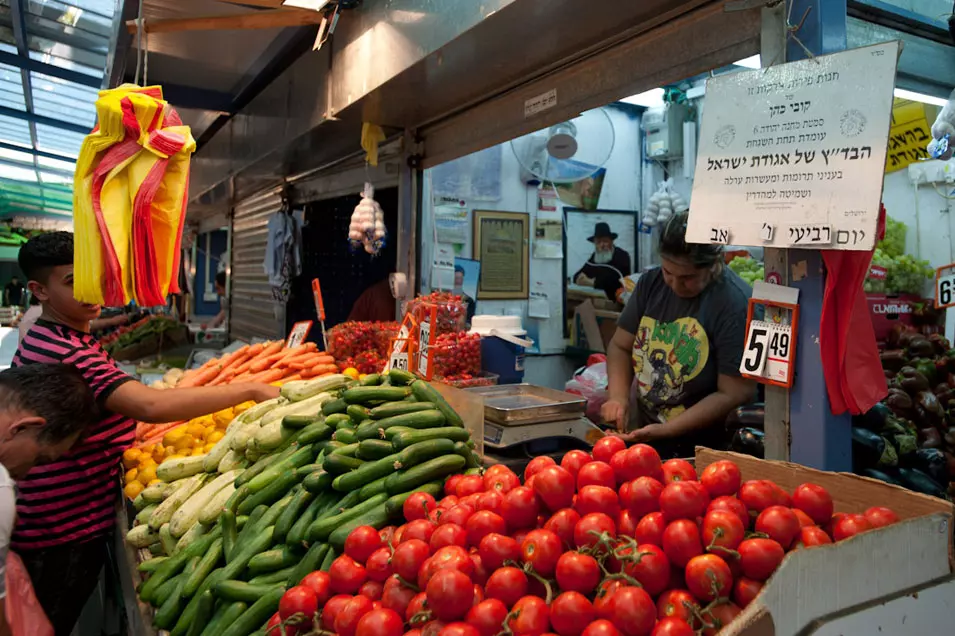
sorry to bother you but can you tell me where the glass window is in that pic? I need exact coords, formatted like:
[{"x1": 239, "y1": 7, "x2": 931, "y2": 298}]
[{"x1": 873, "y1": 0, "x2": 954, "y2": 24}]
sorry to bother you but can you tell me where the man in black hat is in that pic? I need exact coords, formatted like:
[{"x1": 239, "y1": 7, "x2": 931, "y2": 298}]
[{"x1": 573, "y1": 222, "x2": 632, "y2": 301}]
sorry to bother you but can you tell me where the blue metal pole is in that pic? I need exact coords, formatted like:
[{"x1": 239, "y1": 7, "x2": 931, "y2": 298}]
[{"x1": 784, "y1": 0, "x2": 853, "y2": 471}]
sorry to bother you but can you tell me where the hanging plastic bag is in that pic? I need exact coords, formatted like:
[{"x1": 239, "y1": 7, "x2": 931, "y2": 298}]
[
  {"x1": 5, "y1": 551, "x2": 53, "y2": 636},
  {"x1": 565, "y1": 360, "x2": 609, "y2": 424}
]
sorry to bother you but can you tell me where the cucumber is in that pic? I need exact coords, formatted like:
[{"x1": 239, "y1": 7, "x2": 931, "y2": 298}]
[
  {"x1": 307, "y1": 493, "x2": 388, "y2": 542},
  {"x1": 314, "y1": 439, "x2": 345, "y2": 454},
  {"x1": 411, "y1": 380, "x2": 464, "y2": 427},
  {"x1": 187, "y1": 590, "x2": 215, "y2": 636},
  {"x1": 333, "y1": 427, "x2": 358, "y2": 444},
  {"x1": 248, "y1": 546, "x2": 300, "y2": 575},
  {"x1": 249, "y1": 565, "x2": 296, "y2": 586},
  {"x1": 303, "y1": 470, "x2": 333, "y2": 493},
  {"x1": 288, "y1": 491, "x2": 339, "y2": 545},
  {"x1": 160, "y1": 523, "x2": 178, "y2": 556},
  {"x1": 220, "y1": 587, "x2": 285, "y2": 636},
  {"x1": 331, "y1": 442, "x2": 359, "y2": 457},
  {"x1": 236, "y1": 506, "x2": 268, "y2": 546},
  {"x1": 225, "y1": 484, "x2": 251, "y2": 514},
  {"x1": 391, "y1": 427, "x2": 472, "y2": 450},
  {"x1": 320, "y1": 548, "x2": 337, "y2": 571},
  {"x1": 171, "y1": 568, "x2": 226, "y2": 636},
  {"x1": 155, "y1": 558, "x2": 197, "y2": 628},
  {"x1": 287, "y1": 542, "x2": 330, "y2": 588},
  {"x1": 325, "y1": 413, "x2": 352, "y2": 429},
  {"x1": 139, "y1": 527, "x2": 222, "y2": 605},
  {"x1": 236, "y1": 447, "x2": 295, "y2": 488},
  {"x1": 138, "y1": 556, "x2": 168, "y2": 573},
  {"x1": 332, "y1": 453, "x2": 402, "y2": 492},
  {"x1": 370, "y1": 401, "x2": 436, "y2": 419},
  {"x1": 455, "y1": 440, "x2": 481, "y2": 469},
  {"x1": 254, "y1": 492, "x2": 297, "y2": 535},
  {"x1": 237, "y1": 471, "x2": 299, "y2": 515},
  {"x1": 384, "y1": 481, "x2": 445, "y2": 516},
  {"x1": 153, "y1": 574, "x2": 183, "y2": 609},
  {"x1": 220, "y1": 509, "x2": 238, "y2": 563},
  {"x1": 328, "y1": 503, "x2": 391, "y2": 550},
  {"x1": 295, "y1": 463, "x2": 323, "y2": 479},
  {"x1": 344, "y1": 386, "x2": 412, "y2": 404},
  {"x1": 184, "y1": 537, "x2": 224, "y2": 597},
  {"x1": 216, "y1": 580, "x2": 286, "y2": 603},
  {"x1": 247, "y1": 445, "x2": 314, "y2": 493},
  {"x1": 297, "y1": 422, "x2": 333, "y2": 445},
  {"x1": 274, "y1": 489, "x2": 314, "y2": 543},
  {"x1": 359, "y1": 475, "x2": 390, "y2": 499},
  {"x1": 354, "y1": 420, "x2": 382, "y2": 441},
  {"x1": 382, "y1": 426, "x2": 416, "y2": 441},
  {"x1": 218, "y1": 526, "x2": 275, "y2": 583},
  {"x1": 323, "y1": 453, "x2": 364, "y2": 475},
  {"x1": 347, "y1": 404, "x2": 372, "y2": 423},
  {"x1": 200, "y1": 601, "x2": 247, "y2": 636},
  {"x1": 148, "y1": 543, "x2": 164, "y2": 556},
  {"x1": 283, "y1": 414, "x2": 320, "y2": 429},
  {"x1": 322, "y1": 398, "x2": 348, "y2": 416},
  {"x1": 388, "y1": 368, "x2": 417, "y2": 385},
  {"x1": 374, "y1": 410, "x2": 446, "y2": 432},
  {"x1": 385, "y1": 454, "x2": 467, "y2": 495},
  {"x1": 360, "y1": 373, "x2": 382, "y2": 386},
  {"x1": 358, "y1": 439, "x2": 395, "y2": 460},
  {"x1": 397, "y1": 439, "x2": 457, "y2": 468}
]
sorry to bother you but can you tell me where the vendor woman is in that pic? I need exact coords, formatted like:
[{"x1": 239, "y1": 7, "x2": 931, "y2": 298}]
[{"x1": 600, "y1": 212, "x2": 756, "y2": 458}]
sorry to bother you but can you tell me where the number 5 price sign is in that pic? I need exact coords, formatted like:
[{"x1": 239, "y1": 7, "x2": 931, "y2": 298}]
[
  {"x1": 739, "y1": 280, "x2": 800, "y2": 388},
  {"x1": 934, "y1": 263, "x2": 955, "y2": 310}
]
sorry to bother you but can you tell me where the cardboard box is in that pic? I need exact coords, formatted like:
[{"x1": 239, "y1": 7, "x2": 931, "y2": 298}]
[
  {"x1": 694, "y1": 449, "x2": 954, "y2": 636},
  {"x1": 571, "y1": 300, "x2": 620, "y2": 353}
]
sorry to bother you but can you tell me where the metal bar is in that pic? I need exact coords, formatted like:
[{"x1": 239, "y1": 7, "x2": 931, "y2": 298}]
[
  {"x1": 848, "y1": 0, "x2": 950, "y2": 43},
  {"x1": 124, "y1": 9, "x2": 324, "y2": 34},
  {"x1": 0, "y1": 156, "x2": 74, "y2": 178},
  {"x1": 158, "y1": 85, "x2": 234, "y2": 113},
  {"x1": 10, "y1": 0, "x2": 40, "y2": 183},
  {"x1": 0, "y1": 105, "x2": 90, "y2": 135},
  {"x1": 0, "y1": 51, "x2": 103, "y2": 89},
  {"x1": 0, "y1": 141, "x2": 76, "y2": 163}
]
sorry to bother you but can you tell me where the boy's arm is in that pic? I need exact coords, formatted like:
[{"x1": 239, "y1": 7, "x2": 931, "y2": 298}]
[
  {"x1": 0, "y1": 482, "x2": 12, "y2": 636},
  {"x1": 105, "y1": 381, "x2": 280, "y2": 424}
]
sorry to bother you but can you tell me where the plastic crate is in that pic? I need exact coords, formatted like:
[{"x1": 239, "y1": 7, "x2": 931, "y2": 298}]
[{"x1": 866, "y1": 293, "x2": 920, "y2": 344}]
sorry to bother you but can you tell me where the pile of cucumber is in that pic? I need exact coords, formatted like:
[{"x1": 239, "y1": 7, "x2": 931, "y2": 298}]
[{"x1": 127, "y1": 369, "x2": 481, "y2": 636}]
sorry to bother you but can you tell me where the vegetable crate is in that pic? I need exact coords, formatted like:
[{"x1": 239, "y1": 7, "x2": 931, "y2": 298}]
[
  {"x1": 699, "y1": 449, "x2": 954, "y2": 636},
  {"x1": 865, "y1": 293, "x2": 920, "y2": 344}
]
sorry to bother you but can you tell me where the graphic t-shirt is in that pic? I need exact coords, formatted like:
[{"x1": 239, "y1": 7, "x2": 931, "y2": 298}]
[{"x1": 617, "y1": 267, "x2": 751, "y2": 430}]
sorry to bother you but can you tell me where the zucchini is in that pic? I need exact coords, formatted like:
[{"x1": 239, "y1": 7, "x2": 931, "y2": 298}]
[
  {"x1": 322, "y1": 398, "x2": 348, "y2": 416},
  {"x1": 253, "y1": 419, "x2": 297, "y2": 452},
  {"x1": 260, "y1": 392, "x2": 334, "y2": 428},
  {"x1": 288, "y1": 491, "x2": 338, "y2": 546},
  {"x1": 175, "y1": 521, "x2": 209, "y2": 554},
  {"x1": 370, "y1": 401, "x2": 435, "y2": 419},
  {"x1": 249, "y1": 566, "x2": 296, "y2": 586},
  {"x1": 303, "y1": 470, "x2": 333, "y2": 493},
  {"x1": 274, "y1": 488, "x2": 314, "y2": 543},
  {"x1": 358, "y1": 439, "x2": 395, "y2": 460},
  {"x1": 221, "y1": 509, "x2": 239, "y2": 562},
  {"x1": 391, "y1": 427, "x2": 471, "y2": 450},
  {"x1": 332, "y1": 453, "x2": 402, "y2": 492},
  {"x1": 184, "y1": 537, "x2": 224, "y2": 597},
  {"x1": 287, "y1": 542, "x2": 330, "y2": 588},
  {"x1": 187, "y1": 590, "x2": 215, "y2": 636},
  {"x1": 297, "y1": 422, "x2": 333, "y2": 445},
  {"x1": 217, "y1": 450, "x2": 246, "y2": 473},
  {"x1": 281, "y1": 375, "x2": 348, "y2": 402},
  {"x1": 359, "y1": 475, "x2": 390, "y2": 499},
  {"x1": 171, "y1": 469, "x2": 243, "y2": 537},
  {"x1": 374, "y1": 410, "x2": 446, "y2": 433},
  {"x1": 200, "y1": 601, "x2": 247, "y2": 636},
  {"x1": 155, "y1": 560, "x2": 195, "y2": 628},
  {"x1": 138, "y1": 556, "x2": 168, "y2": 573},
  {"x1": 307, "y1": 493, "x2": 388, "y2": 542},
  {"x1": 411, "y1": 380, "x2": 464, "y2": 427},
  {"x1": 126, "y1": 523, "x2": 161, "y2": 549},
  {"x1": 347, "y1": 404, "x2": 372, "y2": 423},
  {"x1": 247, "y1": 445, "x2": 314, "y2": 493},
  {"x1": 199, "y1": 483, "x2": 237, "y2": 525},
  {"x1": 133, "y1": 492, "x2": 148, "y2": 511},
  {"x1": 323, "y1": 453, "x2": 364, "y2": 475},
  {"x1": 344, "y1": 386, "x2": 412, "y2": 404},
  {"x1": 219, "y1": 587, "x2": 285, "y2": 636},
  {"x1": 334, "y1": 427, "x2": 358, "y2": 444},
  {"x1": 216, "y1": 580, "x2": 286, "y2": 603},
  {"x1": 248, "y1": 546, "x2": 300, "y2": 575},
  {"x1": 149, "y1": 474, "x2": 208, "y2": 530},
  {"x1": 328, "y1": 503, "x2": 391, "y2": 550},
  {"x1": 148, "y1": 543, "x2": 164, "y2": 556},
  {"x1": 388, "y1": 368, "x2": 417, "y2": 385},
  {"x1": 325, "y1": 413, "x2": 351, "y2": 429},
  {"x1": 385, "y1": 454, "x2": 466, "y2": 495},
  {"x1": 160, "y1": 523, "x2": 178, "y2": 556},
  {"x1": 384, "y1": 481, "x2": 444, "y2": 516},
  {"x1": 157, "y1": 455, "x2": 208, "y2": 482}
]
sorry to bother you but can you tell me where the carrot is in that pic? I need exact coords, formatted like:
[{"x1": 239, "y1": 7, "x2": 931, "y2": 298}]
[
  {"x1": 216, "y1": 345, "x2": 250, "y2": 369},
  {"x1": 250, "y1": 349, "x2": 291, "y2": 373},
  {"x1": 282, "y1": 373, "x2": 303, "y2": 383},
  {"x1": 208, "y1": 369, "x2": 237, "y2": 386},
  {"x1": 251, "y1": 368, "x2": 286, "y2": 384},
  {"x1": 135, "y1": 421, "x2": 187, "y2": 445},
  {"x1": 178, "y1": 365, "x2": 221, "y2": 388}
]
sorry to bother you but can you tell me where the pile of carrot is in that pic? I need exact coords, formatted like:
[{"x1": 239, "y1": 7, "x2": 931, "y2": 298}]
[
  {"x1": 176, "y1": 341, "x2": 338, "y2": 388},
  {"x1": 135, "y1": 420, "x2": 186, "y2": 445}
]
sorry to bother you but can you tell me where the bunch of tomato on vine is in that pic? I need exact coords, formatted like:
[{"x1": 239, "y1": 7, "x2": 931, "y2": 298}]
[{"x1": 267, "y1": 437, "x2": 900, "y2": 636}]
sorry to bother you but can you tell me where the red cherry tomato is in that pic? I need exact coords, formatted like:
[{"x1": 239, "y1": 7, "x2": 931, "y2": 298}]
[
  {"x1": 329, "y1": 555, "x2": 368, "y2": 594},
  {"x1": 577, "y1": 461, "x2": 616, "y2": 490},
  {"x1": 484, "y1": 469, "x2": 520, "y2": 494},
  {"x1": 300, "y1": 571, "x2": 331, "y2": 606},
  {"x1": 831, "y1": 513, "x2": 873, "y2": 541},
  {"x1": 441, "y1": 504, "x2": 475, "y2": 528},
  {"x1": 391, "y1": 539, "x2": 431, "y2": 582},
  {"x1": 478, "y1": 532, "x2": 520, "y2": 571},
  {"x1": 795, "y1": 525, "x2": 832, "y2": 548},
  {"x1": 701, "y1": 509, "x2": 746, "y2": 552},
  {"x1": 592, "y1": 437, "x2": 626, "y2": 463},
  {"x1": 474, "y1": 491, "x2": 504, "y2": 514},
  {"x1": 617, "y1": 509, "x2": 640, "y2": 537},
  {"x1": 265, "y1": 613, "x2": 284, "y2": 636},
  {"x1": 456, "y1": 475, "x2": 486, "y2": 498},
  {"x1": 501, "y1": 486, "x2": 541, "y2": 532},
  {"x1": 594, "y1": 579, "x2": 626, "y2": 620},
  {"x1": 560, "y1": 450, "x2": 593, "y2": 478},
  {"x1": 603, "y1": 586, "x2": 656, "y2": 636},
  {"x1": 685, "y1": 554, "x2": 732, "y2": 602},
  {"x1": 533, "y1": 466, "x2": 576, "y2": 511},
  {"x1": 485, "y1": 567, "x2": 528, "y2": 608},
  {"x1": 507, "y1": 596, "x2": 551, "y2": 636},
  {"x1": 445, "y1": 475, "x2": 464, "y2": 498},
  {"x1": 545, "y1": 508, "x2": 581, "y2": 550},
  {"x1": 405, "y1": 591, "x2": 428, "y2": 623},
  {"x1": 791, "y1": 483, "x2": 834, "y2": 525},
  {"x1": 555, "y1": 551, "x2": 601, "y2": 595},
  {"x1": 426, "y1": 569, "x2": 475, "y2": 622},
  {"x1": 737, "y1": 538, "x2": 785, "y2": 581},
  {"x1": 550, "y1": 591, "x2": 596, "y2": 636},
  {"x1": 346, "y1": 526, "x2": 384, "y2": 564},
  {"x1": 650, "y1": 618, "x2": 695, "y2": 636},
  {"x1": 404, "y1": 492, "x2": 438, "y2": 522},
  {"x1": 662, "y1": 459, "x2": 697, "y2": 484},
  {"x1": 466, "y1": 599, "x2": 508, "y2": 636},
  {"x1": 634, "y1": 511, "x2": 667, "y2": 546},
  {"x1": 438, "y1": 623, "x2": 481, "y2": 636},
  {"x1": 359, "y1": 580, "x2": 384, "y2": 601},
  {"x1": 732, "y1": 577, "x2": 764, "y2": 608},
  {"x1": 364, "y1": 547, "x2": 393, "y2": 583},
  {"x1": 754, "y1": 506, "x2": 801, "y2": 549},
  {"x1": 661, "y1": 519, "x2": 703, "y2": 568},
  {"x1": 574, "y1": 512, "x2": 617, "y2": 550},
  {"x1": 791, "y1": 508, "x2": 816, "y2": 528},
  {"x1": 699, "y1": 460, "x2": 741, "y2": 498},
  {"x1": 575, "y1": 485, "x2": 621, "y2": 519},
  {"x1": 701, "y1": 603, "x2": 741, "y2": 636},
  {"x1": 659, "y1": 481, "x2": 709, "y2": 522},
  {"x1": 738, "y1": 480, "x2": 779, "y2": 515},
  {"x1": 864, "y1": 506, "x2": 900, "y2": 528},
  {"x1": 656, "y1": 589, "x2": 700, "y2": 626},
  {"x1": 521, "y1": 529, "x2": 563, "y2": 577},
  {"x1": 524, "y1": 456, "x2": 557, "y2": 481},
  {"x1": 609, "y1": 450, "x2": 633, "y2": 486},
  {"x1": 620, "y1": 477, "x2": 663, "y2": 518},
  {"x1": 706, "y1": 496, "x2": 750, "y2": 530}
]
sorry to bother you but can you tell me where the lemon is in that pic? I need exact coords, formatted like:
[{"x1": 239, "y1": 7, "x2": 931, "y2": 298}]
[
  {"x1": 122, "y1": 448, "x2": 142, "y2": 470},
  {"x1": 173, "y1": 435, "x2": 195, "y2": 452},
  {"x1": 163, "y1": 428, "x2": 187, "y2": 447},
  {"x1": 234, "y1": 401, "x2": 254, "y2": 415},
  {"x1": 186, "y1": 423, "x2": 207, "y2": 440},
  {"x1": 124, "y1": 482, "x2": 144, "y2": 499},
  {"x1": 147, "y1": 479, "x2": 162, "y2": 486},
  {"x1": 190, "y1": 447, "x2": 205, "y2": 457},
  {"x1": 138, "y1": 465, "x2": 157, "y2": 485},
  {"x1": 207, "y1": 430, "x2": 225, "y2": 444},
  {"x1": 343, "y1": 367, "x2": 360, "y2": 380},
  {"x1": 203, "y1": 442, "x2": 217, "y2": 453},
  {"x1": 163, "y1": 446, "x2": 177, "y2": 459},
  {"x1": 125, "y1": 468, "x2": 139, "y2": 483}
]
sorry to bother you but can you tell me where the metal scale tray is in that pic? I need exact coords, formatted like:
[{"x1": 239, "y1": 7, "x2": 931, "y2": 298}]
[{"x1": 467, "y1": 384, "x2": 586, "y2": 426}]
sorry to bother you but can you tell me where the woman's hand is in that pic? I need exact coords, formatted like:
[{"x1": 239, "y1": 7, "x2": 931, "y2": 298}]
[
  {"x1": 612, "y1": 424, "x2": 665, "y2": 444},
  {"x1": 247, "y1": 383, "x2": 281, "y2": 402},
  {"x1": 600, "y1": 398, "x2": 629, "y2": 432}
]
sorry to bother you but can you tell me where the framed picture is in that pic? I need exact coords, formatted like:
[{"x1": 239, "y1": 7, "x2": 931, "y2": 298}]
[{"x1": 473, "y1": 210, "x2": 530, "y2": 300}]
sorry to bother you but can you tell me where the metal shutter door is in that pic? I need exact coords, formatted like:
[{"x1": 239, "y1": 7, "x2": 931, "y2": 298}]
[{"x1": 230, "y1": 189, "x2": 285, "y2": 341}]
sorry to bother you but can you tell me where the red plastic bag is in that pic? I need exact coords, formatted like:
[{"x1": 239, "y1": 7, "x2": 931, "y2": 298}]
[{"x1": 5, "y1": 551, "x2": 53, "y2": 636}]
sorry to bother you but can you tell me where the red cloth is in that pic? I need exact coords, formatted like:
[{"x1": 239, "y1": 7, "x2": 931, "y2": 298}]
[{"x1": 819, "y1": 205, "x2": 888, "y2": 415}]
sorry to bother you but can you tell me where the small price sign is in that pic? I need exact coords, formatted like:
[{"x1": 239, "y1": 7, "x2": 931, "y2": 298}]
[
  {"x1": 739, "y1": 281, "x2": 799, "y2": 388},
  {"x1": 286, "y1": 321, "x2": 313, "y2": 348},
  {"x1": 390, "y1": 352, "x2": 410, "y2": 372},
  {"x1": 383, "y1": 312, "x2": 417, "y2": 374},
  {"x1": 935, "y1": 263, "x2": 955, "y2": 309}
]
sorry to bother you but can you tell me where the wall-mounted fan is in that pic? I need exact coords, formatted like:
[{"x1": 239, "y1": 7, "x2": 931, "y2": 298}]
[{"x1": 510, "y1": 108, "x2": 616, "y2": 185}]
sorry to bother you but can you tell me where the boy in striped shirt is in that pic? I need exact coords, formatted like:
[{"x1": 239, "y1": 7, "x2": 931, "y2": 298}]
[{"x1": 14, "y1": 232, "x2": 280, "y2": 635}]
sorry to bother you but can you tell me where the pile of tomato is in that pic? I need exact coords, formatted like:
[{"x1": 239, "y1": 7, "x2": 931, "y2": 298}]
[
  {"x1": 432, "y1": 332, "x2": 482, "y2": 381},
  {"x1": 267, "y1": 439, "x2": 900, "y2": 636}
]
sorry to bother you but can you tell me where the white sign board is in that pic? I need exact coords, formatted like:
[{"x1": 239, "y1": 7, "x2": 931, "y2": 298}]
[{"x1": 687, "y1": 41, "x2": 900, "y2": 251}]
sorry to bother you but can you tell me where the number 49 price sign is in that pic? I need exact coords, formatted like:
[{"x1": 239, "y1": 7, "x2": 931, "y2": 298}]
[
  {"x1": 739, "y1": 281, "x2": 800, "y2": 388},
  {"x1": 935, "y1": 263, "x2": 955, "y2": 310}
]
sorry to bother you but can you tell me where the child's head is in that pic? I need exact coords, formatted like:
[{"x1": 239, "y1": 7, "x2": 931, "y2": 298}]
[
  {"x1": 215, "y1": 271, "x2": 226, "y2": 296},
  {"x1": 19, "y1": 231, "x2": 102, "y2": 325},
  {"x1": 0, "y1": 364, "x2": 98, "y2": 478}
]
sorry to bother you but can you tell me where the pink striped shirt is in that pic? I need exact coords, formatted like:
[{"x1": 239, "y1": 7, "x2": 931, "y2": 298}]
[{"x1": 12, "y1": 319, "x2": 135, "y2": 550}]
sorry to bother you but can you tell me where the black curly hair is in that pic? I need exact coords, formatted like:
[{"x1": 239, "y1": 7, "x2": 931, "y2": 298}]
[
  {"x1": 0, "y1": 364, "x2": 98, "y2": 443},
  {"x1": 659, "y1": 212, "x2": 724, "y2": 268},
  {"x1": 18, "y1": 231, "x2": 73, "y2": 284}
]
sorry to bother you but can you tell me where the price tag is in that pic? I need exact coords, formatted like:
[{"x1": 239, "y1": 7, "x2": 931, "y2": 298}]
[
  {"x1": 740, "y1": 281, "x2": 799, "y2": 388},
  {"x1": 740, "y1": 320, "x2": 771, "y2": 377},
  {"x1": 935, "y1": 264, "x2": 955, "y2": 309},
  {"x1": 764, "y1": 322, "x2": 794, "y2": 384},
  {"x1": 417, "y1": 319, "x2": 432, "y2": 378},
  {"x1": 285, "y1": 321, "x2": 313, "y2": 348},
  {"x1": 390, "y1": 352, "x2": 409, "y2": 372}
]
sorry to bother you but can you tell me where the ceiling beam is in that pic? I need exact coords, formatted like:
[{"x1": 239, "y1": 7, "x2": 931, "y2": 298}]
[
  {"x1": 9, "y1": 0, "x2": 39, "y2": 175},
  {"x1": 0, "y1": 51, "x2": 103, "y2": 89},
  {"x1": 126, "y1": 9, "x2": 324, "y2": 34},
  {"x1": 214, "y1": 0, "x2": 288, "y2": 7},
  {"x1": 0, "y1": 141, "x2": 76, "y2": 163},
  {"x1": 160, "y1": 84, "x2": 233, "y2": 112},
  {"x1": 0, "y1": 105, "x2": 90, "y2": 135}
]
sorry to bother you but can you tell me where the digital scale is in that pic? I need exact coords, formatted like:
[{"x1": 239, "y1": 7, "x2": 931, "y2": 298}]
[{"x1": 466, "y1": 384, "x2": 604, "y2": 449}]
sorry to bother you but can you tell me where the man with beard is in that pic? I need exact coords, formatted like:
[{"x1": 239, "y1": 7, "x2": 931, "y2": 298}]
[{"x1": 573, "y1": 222, "x2": 632, "y2": 301}]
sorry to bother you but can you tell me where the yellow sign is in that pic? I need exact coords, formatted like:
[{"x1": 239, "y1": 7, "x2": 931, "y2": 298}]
[{"x1": 886, "y1": 99, "x2": 931, "y2": 173}]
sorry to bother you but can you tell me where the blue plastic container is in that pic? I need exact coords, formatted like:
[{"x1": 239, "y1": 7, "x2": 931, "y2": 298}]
[{"x1": 481, "y1": 336, "x2": 526, "y2": 385}]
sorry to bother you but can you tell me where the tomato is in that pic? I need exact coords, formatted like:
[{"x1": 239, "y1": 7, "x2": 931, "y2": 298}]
[
  {"x1": 501, "y1": 486, "x2": 541, "y2": 531},
  {"x1": 432, "y1": 523, "x2": 469, "y2": 551},
  {"x1": 422, "y1": 621, "x2": 448, "y2": 636},
  {"x1": 534, "y1": 466, "x2": 576, "y2": 511},
  {"x1": 791, "y1": 483, "x2": 833, "y2": 525},
  {"x1": 574, "y1": 512, "x2": 616, "y2": 550},
  {"x1": 618, "y1": 509, "x2": 640, "y2": 537},
  {"x1": 300, "y1": 571, "x2": 331, "y2": 606},
  {"x1": 356, "y1": 608, "x2": 404, "y2": 636},
  {"x1": 359, "y1": 580, "x2": 384, "y2": 600},
  {"x1": 604, "y1": 586, "x2": 656, "y2": 636},
  {"x1": 379, "y1": 526, "x2": 396, "y2": 546},
  {"x1": 699, "y1": 460, "x2": 741, "y2": 498},
  {"x1": 576, "y1": 461, "x2": 616, "y2": 490},
  {"x1": 446, "y1": 475, "x2": 464, "y2": 498},
  {"x1": 609, "y1": 450, "x2": 634, "y2": 486},
  {"x1": 620, "y1": 543, "x2": 670, "y2": 597},
  {"x1": 362, "y1": 546, "x2": 393, "y2": 583},
  {"x1": 391, "y1": 539, "x2": 430, "y2": 582},
  {"x1": 439, "y1": 495, "x2": 460, "y2": 510},
  {"x1": 476, "y1": 532, "x2": 518, "y2": 570},
  {"x1": 831, "y1": 513, "x2": 873, "y2": 541},
  {"x1": 524, "y1": 456, "x2": 557, "y2": 481},
  {"x1": 555, "y1": 551, "x2": 601, "y2": 594},
  {"x1": 507, "y1": 596, "x2": 551, "y2": 636},
  {"x1": 404, "y1": 492, "x2": 438, "y2": 522},
  {"x1": 428, "y1": 546, "x2": 475, "y2": 580},
  {"x1": 662, "y1": 459, "x2": 697, "y2": 484},
  {"x1": 484, "y1": 567, "x2": 527, "y2": 608},
  {"x1": 335, "y1": 595, "x2": 375, "y2": 636},
  {"x1": 662, "y1": 520, "x2": 703, "y2": 567},
  {"x1": 346, "y1": 526, "x2": 384, "y2": 564},
  {"x1": 405, "y1": 592, "x2": 429, "y2": 623},
  {"x1": 620, "y1": 477, "x2": 663, "y2": 518},
  {"x1": 323, "y1": 594, "x2": 353, "y2": 631},
  {"x1": 456, "y1": 475, "x2": 486, "y2": 498},
  {"x1": 701, "y1": 509, "x2": 745, "y2": 553},
  {"x1": 706, "y1": 496, "x2": 750, "y2": 530},
  {"x1": 550, "y1": 591, "x2": 596, "y2": 636},
  {"x1": 737, "y1": 538, "x2": 785, "y2": 581},
  {"x1": 769, "y1": 482, "x2": 792, "y2": 507},
  {"x1": 465, "y1": 510, "x2": 506, "y2": 547},
  {"x1": 470, "y1": 554, "x2": 489, "y2": 587},
  {"x1": 381, "y1": 576, "x2": 417, "y2": 617},
  {"x1": 545, "y1": 508, "x2": 581, "y2": 549},
  {"x1": 279, "y1": 585, "x2": 319, "y2": 623},
  {"x1": 794, "y1": 525, "x2": 831, "y2": 548},
  {"x1": 484, "y1": 469, "x2": 520, "y2": 494},
  {"x1": 466, "y1": 599, "x2": 509, "y2": 636},
  {"x1": 685, "y1": 554, "x2": 732, "y2": 602},
  {"x1": 732, "y1": 577, "x2": 763, "y2": 608},
  {"x1": 650, "y1": 618, "x2": 695, "y2": 636},
  {"x1": 330, "y1": 555, "x2": 368, "y2": 594},
  {"x1": 521, "y1": 529, "x2": 563, "y2": 576},
  {"x1": 656, "y1": 589, "x2": 699, "y2": 626},
  {"x1": 404, "y1": 518, "x2": 436, "y2": 544},
  {"x1": 439, "y1": 623, "x2": 481, "y2": 636},
  {"x1": 738, "y1": 480, "x2": 778, "y2": 515},
  {"x1": 700, "y1": 602, "x2": 741, "y2": 636},
  {"x1": 593, "y1": 436, "x2": 626, "y2": 463},
  {"x1": 634, "y1": 512, "x2": 667, "y2": 546},
  {"x1": 594, "y1": 579, "x2": 627, "y2": 619},
  {"x1": 441, "y1": 504, "x2": 476, "y2": 528},
  {"x1": 581, "y1": 620, "x2": 622, "y2": 636},
  {"x1": 576, "y1": 485, "x2": 621, "y2": 519},
  {"x1": 864, "y1": 506, "x2": 900, "y2": 528},
  {"x1": 659, "y1": 481, "x2": 709, "y2": 522},
  {"x1": 471, "y1": 584, "x2": 485, "y2": 606},
  {"x1": 561, "y1": 450, "x2": 593, "y2": 478},
  {"x1": 475, "y1": 491, "x2": 504, "y2": 515},
  {"x1": 265, "y1": 613, "x2": 287, "y2": 636},
  {"x1": 792, "y1": 508, "x2": 816, "y2": 528},
  {"x1": 407, "y1": 630, "x2": 423, "y2": 636},
  {"x1": 754, "y1": 506, "x2": 800, "y2": 549},
  {"x1": 426, "y1": 569, "x2": 475, "y2": 622}
]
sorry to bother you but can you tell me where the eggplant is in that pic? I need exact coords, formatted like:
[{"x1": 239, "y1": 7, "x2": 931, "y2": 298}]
[
  {"x1": 860, "y1": 468, "x2": 902, "y2": 487},
  {"x1": 897, "y1": 467, "x2": 946, "y2": 498},
  {"x1": 730, "y1": 427, "x2": 764, "y2": 459},
  {"x1": 915, "y1": 391, "x2": 945, "y2": 428},
  {"x1": 909, "y1": 448, "x2": 950, "y2": 486},
  {"x1": 944, "y1": 452, "x2": 955, "y2": 482},
  {"x1": 857, "y1": 403, "x2": 891, "y2": 432},
  {"x1": 899, "y1": 367, "x2": 930, "y2": 395},
  {"x1": 880, "y1": 349, "x2": 908, "y2": 373},
  {"x1": 852, "y1": 427, "x2": 897, "y2": 469},
  {"x1": 725, "y1": 404, "x2": 765, "y2": 429}
]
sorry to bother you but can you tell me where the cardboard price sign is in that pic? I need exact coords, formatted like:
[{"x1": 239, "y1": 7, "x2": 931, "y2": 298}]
[
  {"x1": 286, "y1": 321, "x2": 313, "y2": 349},
  {"x1": 383, "y1": 312, "x2": 418, "y2": 374},
  {"x1": 935, "y1": 263, "x2": 955, "y2": 310},
  {"x1": 416, "y1": 305, "x2": 438, "y2": 380},
  {"x1": 739, "y1": 281, "x2": 800, "y2": 388}
]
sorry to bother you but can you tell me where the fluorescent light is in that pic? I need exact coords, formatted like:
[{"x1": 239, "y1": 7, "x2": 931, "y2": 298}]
[
  {"x1": 283, "y1": 0, "x2": 331, "y2": 9},
  {"x1": 894, "y1": 88, "x2": 948, "y2": 107},
  {"x1": 620, "y1": 88, "x2": 665, "y2": 109},
  {"x1": 734, "y1": 55, "x2": 761, "y2": 69}
]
